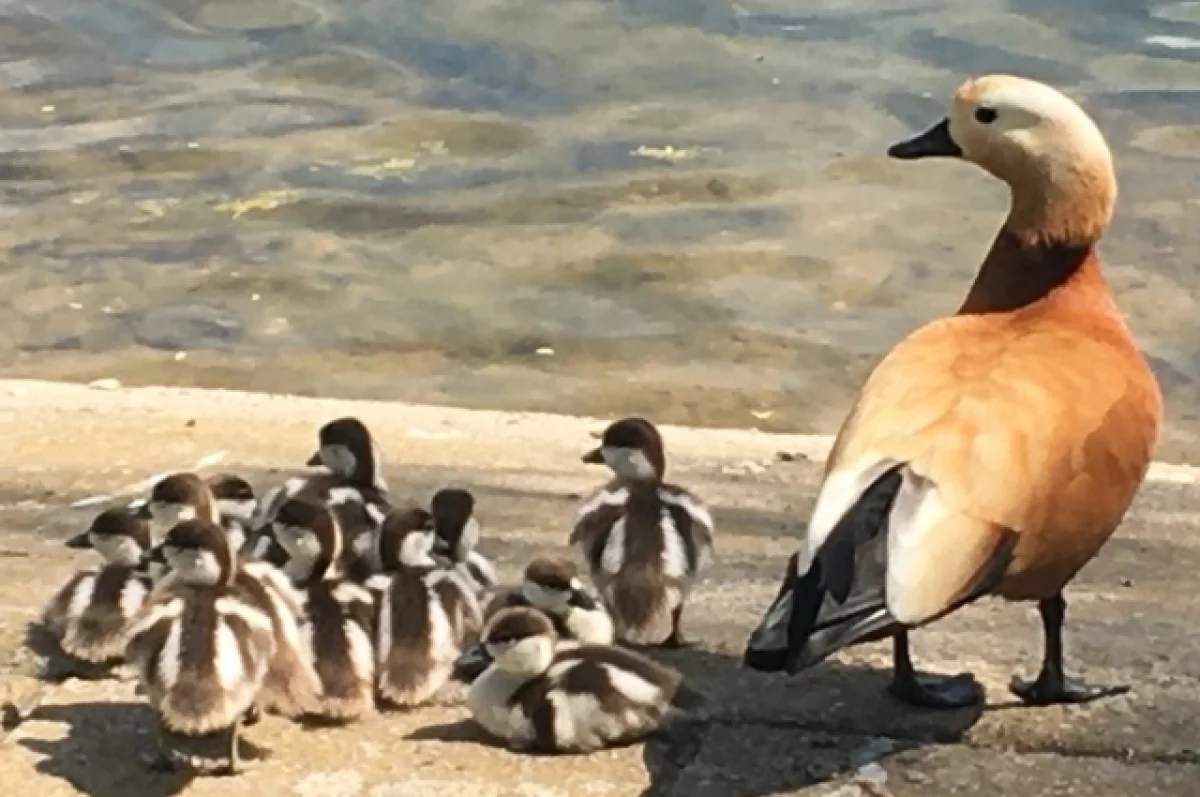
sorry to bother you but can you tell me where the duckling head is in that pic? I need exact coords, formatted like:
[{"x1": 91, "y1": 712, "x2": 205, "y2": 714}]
[
  {"x1": 307, "y1": 417, "x2": 387, "y2": 491},
  {"x1": 429, "y1": 487, "x2": 479, "y2": 562},
  {"x1": 482, "y1": 607, "x2": 557, "y2": 677},
  {"x1": 144, "y1": 473, "x2": 219, "y2": 541},
  {"x1": 377, "y1": 507, "x2": 436, "y2": 570},
  {"x1": 888, "y1": 74, "x2": 1115, "y2": 246},
  {"x1": 65, "y1": 507, "x2": 153, "y2": 567},
  {"x1": 522, "y1": 557, "x2": 597, "y2": 614},
  {"x1": 207, "y1": 473, "x2": 257, "y2": 523},
  {"x1": 271, "y1": 497, "x2": 342, "y2": 582},
  {"x1": 582, "y1": 417, "x2": 666, "y2": 483},
  {"x1": 155, "y1": 518, "x2": 235, "y2": 587}
]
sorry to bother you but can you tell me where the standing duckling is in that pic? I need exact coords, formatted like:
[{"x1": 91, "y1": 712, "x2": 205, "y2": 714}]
[
  {"x1": 572, "y1": 417, "x2": 715, "y2": 647},
  {"x1": 455, "y1": 556, "x2": 614, "y2": 683},
  {"x1": 373, "y1": 508, "x2": 481, "y2": 708},
  {"x1": 252, "y1": 417, "x2": 391, "y2": 531},
  {"x1": 39, "y1": 508, "x2": 155, "y2": 677},
  {"x1": 124, "y1": 519, "x2": 276, "y2": 775},
  {"x1": 269, "y1": 496, "x2": 376, "y2": 723},
  {"x1": 430, "y1": 488, "x2": 497, "y2": 599},
  {"x1": 463, "y1": 607, "x2": 701, "y2": 754},
  {"x1": 744, "y1": 75, "x2": 1163, "y2": 710}
]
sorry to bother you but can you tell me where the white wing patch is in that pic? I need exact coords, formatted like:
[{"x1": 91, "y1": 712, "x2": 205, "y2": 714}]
[
  {"x1": 327, "y1": 487, "x2": 364, "y2": 506},
  {"x1": 604, "y1": 663, "x2": 662, "y2": 705},
  {"x1": 659, "y1": 511, "x2": 688, "y2": 580},
  {"x1": 800, "y1": 457, "x2": 902, "y2": 573},
  {"x1": 158, "y1": 618, "x2": 184, "y2": 690},
  {"x1": 65, "y1": 574, "x2": 97, "y2": 623},
  {"x1": 213, "y1": 622, "x2": 246, "y2": 691},
  {"x1": 575, "y1": 487, "x2": 629, "y2": 524},
  {"x1": 658, "y1": 489, "x2": 714, "y2": 533},
  {"x1": 214, "y1": 596, "x2": 275, "y2": 636},
  {"x1": 345, "y1": 621, "x2": 375, "y2": 682},
  {"x1": 600, "y1": 518, "x2": 627, "y2": 575},
  {"x1": 119, "y1": 578, "x2": 149, "y2": 620}
]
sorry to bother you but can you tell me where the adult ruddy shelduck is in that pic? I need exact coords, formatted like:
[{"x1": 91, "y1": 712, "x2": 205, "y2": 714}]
[{"x1": 744, "y1": 74, "x2": 1163, "y2": 710}]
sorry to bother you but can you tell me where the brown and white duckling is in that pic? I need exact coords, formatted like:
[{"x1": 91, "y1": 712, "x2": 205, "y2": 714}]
[
  {"x1": 372, "y1": 508, "x2": 481, "y2": 708},
  {"x1": 455, "y1": 556, "x2": 614, "y2": 683},
  {"x1": 571, "y1": 417, "x2": 715, "y2": 647},
  {"x1": 208, "y1": 474, "x2": 258, "y2": 527},
  {"x1": 270, "y1": 497, "x2": 377, "y2": 585},
  {"x1": 124, "y1": 519, "x2": 276, "y2": 775},
  {"x1": 39, "y1": 508, "x2": 155, "y2": 676},
  {"x1": 487, "y1": 556, "x2": 613, "y2": 644},
  {"x1": 140, "y1": 473, "x2": 252, "y2": 555},
  {"x1": 462, "y1": 607, "x2": 701, "y2": 754},
  {"x1": 267, "y1": 496, "x2": 376, "y2": 723},
  {"x1": 251, "y1": 417, "x2": 391, "y2": 531},
  {"x1": 430, "y1": 488, "x2": 497, "y2": 599}
]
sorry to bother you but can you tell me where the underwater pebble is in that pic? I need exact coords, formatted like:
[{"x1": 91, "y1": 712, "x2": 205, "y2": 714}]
[{"x1": 87, "y1": 378, "x2": 121, "y2": 391}]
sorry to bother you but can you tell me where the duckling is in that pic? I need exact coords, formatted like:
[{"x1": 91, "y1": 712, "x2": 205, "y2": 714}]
[
  {"x1": 268, "y1": 496, "x2": 376, "y2": 723},
  {"x1": 429, "y1": 488, "x2": 497, "y2": 599},
  {"x1": 455, "y1": 556, "x2": 614, "y2": 683},
  {"x1": 486, "y1": 557, "x2": 613, "y2": 644},
  {"x1": 743, "y1": 75, "x2": 1163, "y2": 710},
  {"x1": 208, "y1": 473, "x2": 258, "y2": 526},
  {"x1": 39, "y1": 508, "x2": 155, "y2": 677},
  {"x1": 271, "y1": 497, "x2": 378, "y2": 585},
  {"x1": 124, "y1": 519, "x2": 276, "y2": 775},
  {"x1": 572, "y1": 417, "x2": 715, "y2": 647},
  {"x1": 141, "y1": 473, "x2": 251, "y2": 554},
  {"x1": 373, "y1": 508, "x2": 481, "y2": 708},
  {"x1": 251, "y1": 417, "x2": 391, "y2": 531},
  {"x1": 463, "y1": 607, "x2": 700, "y2": 754}
]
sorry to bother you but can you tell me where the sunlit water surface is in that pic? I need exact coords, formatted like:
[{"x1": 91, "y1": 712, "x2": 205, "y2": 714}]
[{"x1": 3, "y1": 0, "x2": 1200, "y2": 459}]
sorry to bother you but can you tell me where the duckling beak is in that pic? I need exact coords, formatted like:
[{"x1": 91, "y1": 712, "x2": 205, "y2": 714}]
[
  {"x1": 131, "y1": 501, "x2": 152, "y2": 520},
  {"x1": 65, "y1": 532, "x2": 92, "y2": 550},
  {"x1": 306, "y1": 451, "x2": 323, "y2": 467},
  {"x1": 452, "y1": 643, "x2": 493, "y2": 684},
  {"x1": 567, "y1": 590, "x2": 597, "y2": 611},
  {"x1": 145, "y1": 546, "x2": 168, "y2": 565},
  {"x1": 887, "y1": 118, "x2": 963, "y2": 160},
  {"x1": 581, "y1": 447, "x2": 605, "y2": 465}
]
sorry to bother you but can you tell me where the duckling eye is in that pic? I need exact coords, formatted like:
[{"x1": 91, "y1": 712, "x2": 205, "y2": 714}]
[{"x1": 974, "y1": 106, "x2": 998, "y2": 125}]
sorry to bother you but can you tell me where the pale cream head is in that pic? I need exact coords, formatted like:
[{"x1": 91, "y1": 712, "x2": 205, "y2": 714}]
[{"x1": 892, "y1": 74, "x2": 1117, "y2": 246}]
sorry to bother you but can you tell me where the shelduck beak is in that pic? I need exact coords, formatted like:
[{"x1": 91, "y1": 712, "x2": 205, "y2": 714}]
[
  {"x1": 581, "y1": 447, "x2": 604, "y2": 465},
  {"x1": 887, "y1": 118, "x2": 963, "y2": 160},
  {"x1": 65, "y1": 532, "x2": 92, "y2": 550},
  {"x1": 306, "y1": 450, "x2": 323, "y2": 467}
]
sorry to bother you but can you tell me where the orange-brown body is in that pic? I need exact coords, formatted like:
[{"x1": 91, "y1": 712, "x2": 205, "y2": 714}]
[{"x1": 827, "y1": 233, "x2": 1162, "y2": 605}]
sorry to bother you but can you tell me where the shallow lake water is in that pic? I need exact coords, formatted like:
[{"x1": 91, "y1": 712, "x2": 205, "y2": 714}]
[{"x1": 1, "y1": 0, "x2": 1199, "y2": 459}]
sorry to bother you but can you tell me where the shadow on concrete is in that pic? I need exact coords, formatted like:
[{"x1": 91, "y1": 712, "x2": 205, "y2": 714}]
[
  {"x1": 636, "y1": 645, "x2": 986, "y2": 797},
  {"x1": 18, "y1": 701, "x2": 270, "y2": 797}
]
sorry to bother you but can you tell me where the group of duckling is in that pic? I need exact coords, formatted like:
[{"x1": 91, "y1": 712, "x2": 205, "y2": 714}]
[{"x1": 36, "y1": 413, "x2": 714, "y2": 773}]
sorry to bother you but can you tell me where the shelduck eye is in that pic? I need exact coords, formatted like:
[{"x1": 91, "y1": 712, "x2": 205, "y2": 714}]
[{"x1": 974, "y1": 106, "x2": 998, "y2": 125}]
